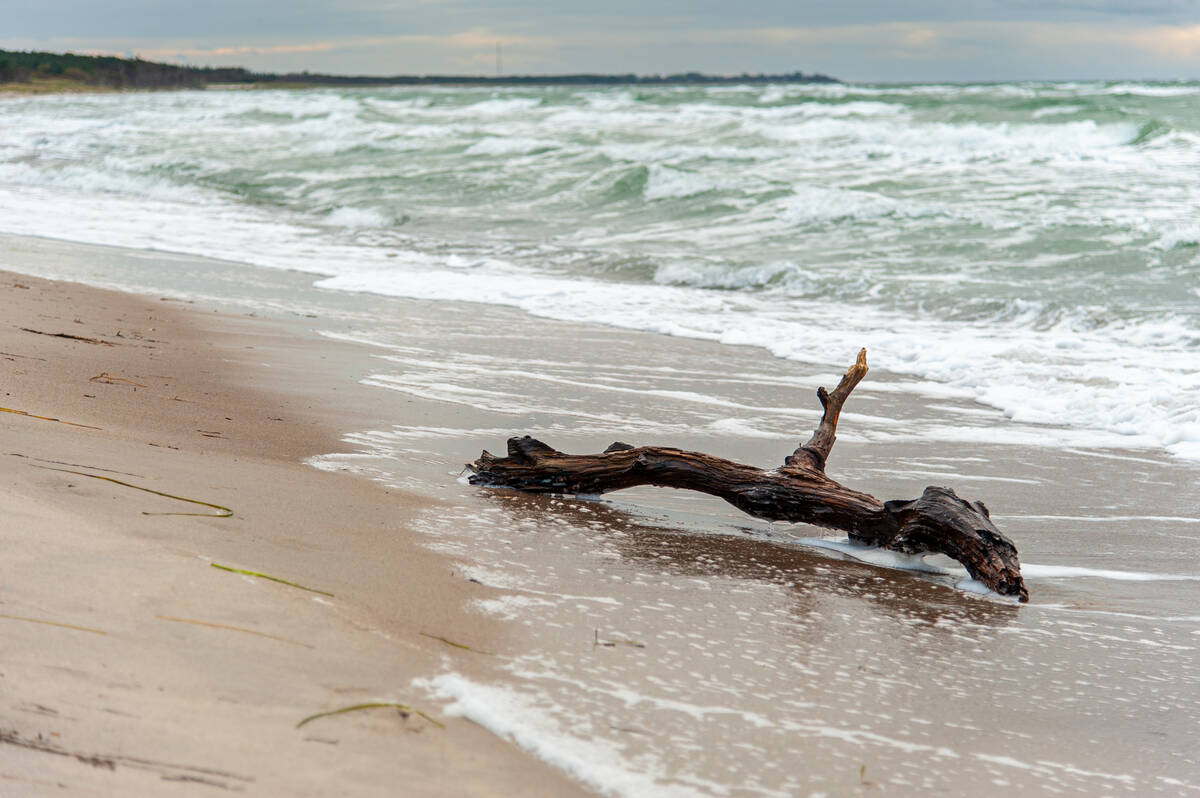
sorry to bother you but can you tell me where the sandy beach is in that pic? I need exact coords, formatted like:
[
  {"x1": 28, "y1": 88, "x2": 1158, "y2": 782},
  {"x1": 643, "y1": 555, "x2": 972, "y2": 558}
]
[
  {"x1": 2, "y1": 234, "x2": 1198, "y2": 796},
  {"x1": 0, "y1": 263, "x2": 591, "y2": 796}
]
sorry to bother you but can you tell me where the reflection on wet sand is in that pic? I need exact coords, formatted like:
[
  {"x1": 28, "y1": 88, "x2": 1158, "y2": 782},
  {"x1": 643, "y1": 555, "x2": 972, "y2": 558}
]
[
  {"x1": 445, "y1": 485, "x2": 1196, "y2": 796},
  {"x1": 482, "y1": 489, "x2": 1020, "y2": 630}
]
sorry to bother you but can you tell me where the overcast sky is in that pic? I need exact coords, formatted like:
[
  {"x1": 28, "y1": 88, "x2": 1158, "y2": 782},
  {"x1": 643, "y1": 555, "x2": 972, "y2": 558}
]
[{"x1": 3, "y1": 0, "x2": 1199, "y2": 82}]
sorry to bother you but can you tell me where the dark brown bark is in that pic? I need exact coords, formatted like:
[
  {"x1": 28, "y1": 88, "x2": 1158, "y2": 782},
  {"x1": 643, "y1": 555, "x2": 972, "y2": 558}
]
[{"x1": 467, "y1": 349, "x2": 1028, "y2": 602}]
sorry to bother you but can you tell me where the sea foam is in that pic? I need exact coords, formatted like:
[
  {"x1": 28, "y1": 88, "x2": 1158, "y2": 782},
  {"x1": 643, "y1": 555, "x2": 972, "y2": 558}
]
[
  {"x1": 416, "y1": 673, "x2": 713, "y2": 798},
  {"x1": 1, "y1": 83, "x2": 1197, "y2": 463}
]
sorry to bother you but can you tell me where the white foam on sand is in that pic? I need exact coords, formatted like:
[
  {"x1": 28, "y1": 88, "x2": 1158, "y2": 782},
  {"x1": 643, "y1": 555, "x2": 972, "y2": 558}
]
[
  {"x1": 801, "y1": 537, "x2": 1199, "y2": 591},
  {"x1": 798, "y1": 537, "x2": 950, "y2": 574},
  {"x1": 415, "y1": 672, "x2": 717, "y2": 798},
  {"x1": 1021, "y1": 564, "x2": 1200, "y2": 582}
]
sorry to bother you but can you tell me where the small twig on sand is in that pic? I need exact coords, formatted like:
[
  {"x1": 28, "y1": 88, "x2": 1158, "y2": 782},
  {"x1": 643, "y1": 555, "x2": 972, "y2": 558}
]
[
  {"x1": 594, "y1": 629, "x2": 646, "y2": 649},
  {"x1": 20, "y1": 327, "x2": 114, "y2": 346},
  {"x1": 419, "y1": 631, "x2": 494, "y2": 655},
  {"x1": 296, "y1": 702, "x2": 444, "y2": 730},
  {"x1": 89, "y1": 372, "x2": 147, "y2": 387}
]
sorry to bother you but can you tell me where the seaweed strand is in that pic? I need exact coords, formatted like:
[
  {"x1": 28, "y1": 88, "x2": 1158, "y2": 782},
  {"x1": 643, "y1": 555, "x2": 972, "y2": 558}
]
[
  {"x1": 210, "y1": 563, "x2": 334, "y2": 597},
  {"x1": 35, "y1": 466, "x2": 233, "y2": 517}
]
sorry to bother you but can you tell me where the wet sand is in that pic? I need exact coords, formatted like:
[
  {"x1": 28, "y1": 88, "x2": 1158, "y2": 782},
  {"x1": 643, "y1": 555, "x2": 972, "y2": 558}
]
[
  {"x1": 0, "y1": 268, "x2": 591, "y2": 796},
  {"x1": 3, "y1": 235, "x2": 1199, "y2": 796},
  {"x1": 302, "y1": 289, "x2": 1200, "y2": 796}
]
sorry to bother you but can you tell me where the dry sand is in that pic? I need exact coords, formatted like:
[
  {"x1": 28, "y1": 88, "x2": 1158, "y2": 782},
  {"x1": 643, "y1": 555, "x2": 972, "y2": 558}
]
[{"x1": 0, "y1": 270, "x2": 592, "y2": 796}]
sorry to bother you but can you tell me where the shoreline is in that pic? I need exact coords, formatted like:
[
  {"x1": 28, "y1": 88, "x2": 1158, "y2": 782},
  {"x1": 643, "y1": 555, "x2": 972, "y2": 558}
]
[
  {"x1": 0, "y1": 265, "x2": 592, "y2": 795},
  {"x1": 3, "y1": 233, "x2": 1199, "y2": 795}
]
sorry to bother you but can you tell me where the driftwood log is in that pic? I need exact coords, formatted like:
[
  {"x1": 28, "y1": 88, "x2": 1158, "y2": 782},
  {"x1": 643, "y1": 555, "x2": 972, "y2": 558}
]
[{"x1": 467, "y1": 349, "x2": 1028, "y2": 602}]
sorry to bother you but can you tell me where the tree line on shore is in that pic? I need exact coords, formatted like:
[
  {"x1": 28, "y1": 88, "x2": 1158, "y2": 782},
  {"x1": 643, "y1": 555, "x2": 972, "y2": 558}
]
[
  {"x1": 0, "y1": 50, "x2": 208, "y2": 89},
  {"x1": 0, "y1": 49, "x2": 838, "y2": 90}
]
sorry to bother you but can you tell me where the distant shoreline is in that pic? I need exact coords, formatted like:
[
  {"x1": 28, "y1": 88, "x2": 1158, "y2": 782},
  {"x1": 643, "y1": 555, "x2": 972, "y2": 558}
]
[
  {"x1": 0, "y1": 48, "x2": 839, "y2": 94},
  {"x1": 208, "y1": 70, "x2": 843, "y2": 88}
]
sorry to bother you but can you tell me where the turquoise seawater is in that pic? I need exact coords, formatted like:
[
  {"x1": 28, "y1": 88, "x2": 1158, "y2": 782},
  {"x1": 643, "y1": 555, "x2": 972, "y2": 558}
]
[{"x1": 1, "y1": 81, "x2": 1198, "y2": 456}]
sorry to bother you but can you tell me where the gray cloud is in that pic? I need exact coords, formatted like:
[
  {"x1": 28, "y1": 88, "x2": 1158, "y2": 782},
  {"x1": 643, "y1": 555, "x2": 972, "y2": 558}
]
[
  {"x1": 2, "y1": 0, "x2": 1198, "y2": 80},
  {"x1": 7, "y1": 0, "x2": 1191, "y2": 38},
  {"x1": 1009, "y1": 0, "x2": 1197, "y2": 20}
]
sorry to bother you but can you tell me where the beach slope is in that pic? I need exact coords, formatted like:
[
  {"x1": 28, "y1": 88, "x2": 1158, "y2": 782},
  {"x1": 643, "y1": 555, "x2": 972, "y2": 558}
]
[{"x1": 0, "y1": 270, "x2": 590, "y2": 796}]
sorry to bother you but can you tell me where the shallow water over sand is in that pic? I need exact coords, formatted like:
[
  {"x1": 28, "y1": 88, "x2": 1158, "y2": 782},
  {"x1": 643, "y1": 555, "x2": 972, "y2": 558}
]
[
  {"x1": 4, "y1": 168, "x2": 1199, "y2": 793},
  {"x1": 301, "y1": 281, "x2": 1200, "y2": 796}
]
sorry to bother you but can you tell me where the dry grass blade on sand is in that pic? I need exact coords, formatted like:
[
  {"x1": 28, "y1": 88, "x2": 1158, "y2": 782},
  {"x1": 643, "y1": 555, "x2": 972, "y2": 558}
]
[
  {"x1": 156, "y1": 615, "x2": 312, "y2": 647},
  {"x1": 1, "y1": 406, "x2": 102, "y2": 430},
  {"x1": 0, "y1": 612, "x2": 106, "y2": 635}
]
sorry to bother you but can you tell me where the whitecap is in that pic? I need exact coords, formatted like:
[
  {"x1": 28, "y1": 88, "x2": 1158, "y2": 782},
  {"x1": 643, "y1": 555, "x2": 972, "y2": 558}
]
[{"x1": 323, "y1": 206, "x2": 393, "y2": 228}]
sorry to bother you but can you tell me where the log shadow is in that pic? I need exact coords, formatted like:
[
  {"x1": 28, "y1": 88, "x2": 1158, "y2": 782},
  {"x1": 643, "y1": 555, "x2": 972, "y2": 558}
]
[{"x1": 481, "y1": 489, "x2": 1019, "y2": 629}]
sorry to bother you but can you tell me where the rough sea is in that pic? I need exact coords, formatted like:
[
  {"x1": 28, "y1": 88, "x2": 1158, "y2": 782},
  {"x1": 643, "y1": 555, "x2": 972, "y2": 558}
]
[
  {"x1": 3, "y1": 82, "x2": 1199, "y2": 796},
  {"x1": 1, "y1": 81, "x2": 1197, "y2": 460}
]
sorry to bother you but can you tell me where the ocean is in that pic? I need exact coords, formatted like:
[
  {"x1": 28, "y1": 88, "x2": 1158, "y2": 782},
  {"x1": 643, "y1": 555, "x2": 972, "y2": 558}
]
[
  {"x1": 2, "y1": 81, "x2": 1199, "y2": 795},
  {"x1": 2, "y1": 81, "x2": 1198, "y2": 460}
]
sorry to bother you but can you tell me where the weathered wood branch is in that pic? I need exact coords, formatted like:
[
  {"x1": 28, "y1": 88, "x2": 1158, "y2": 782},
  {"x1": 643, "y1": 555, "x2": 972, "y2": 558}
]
[{"x1": 467, "y1": 349, "x2": 1028, "y2": 602}]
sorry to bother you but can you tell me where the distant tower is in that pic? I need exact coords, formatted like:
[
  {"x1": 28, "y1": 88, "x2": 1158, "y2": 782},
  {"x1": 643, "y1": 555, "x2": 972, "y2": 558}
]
[{"x1": 496, "y1": 42, "x2": 502, "y2": 76}]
